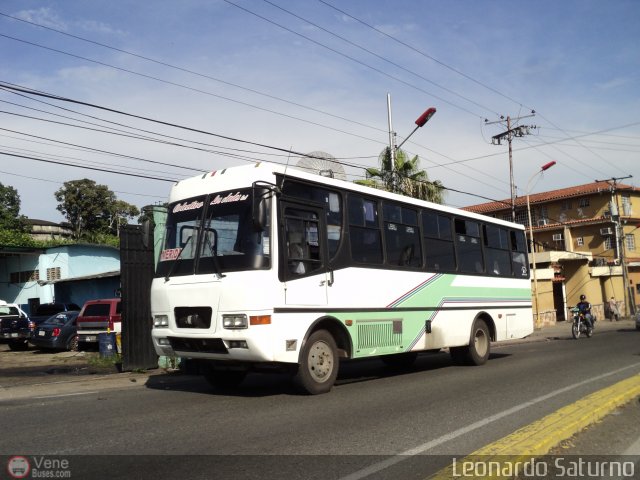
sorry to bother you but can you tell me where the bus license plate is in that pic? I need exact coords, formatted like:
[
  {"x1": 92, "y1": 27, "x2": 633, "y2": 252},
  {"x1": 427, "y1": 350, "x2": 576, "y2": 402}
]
[{"x1": 80, "y1": 335, "x2": 97, "y2": 342}]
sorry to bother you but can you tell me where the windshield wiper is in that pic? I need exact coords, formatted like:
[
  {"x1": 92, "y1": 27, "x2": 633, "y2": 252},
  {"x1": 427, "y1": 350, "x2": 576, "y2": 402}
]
[
  {"x1": 202, "y1": 224, "x2": 226, "y2": 279},
  {"x1": 164, "y1": 234, "x2": 193, "y2": 282}
]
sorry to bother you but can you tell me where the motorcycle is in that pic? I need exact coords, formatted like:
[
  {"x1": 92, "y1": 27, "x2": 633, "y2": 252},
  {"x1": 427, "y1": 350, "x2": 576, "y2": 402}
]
[{"x1": 570, "y1": 307, "x2": 593, "y2": 339}]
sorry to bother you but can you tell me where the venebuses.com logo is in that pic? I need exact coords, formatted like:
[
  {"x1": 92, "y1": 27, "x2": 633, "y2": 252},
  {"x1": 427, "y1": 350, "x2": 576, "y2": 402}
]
[{"x1": 6, "y1": 456, "x2": 71, "y2": 479}]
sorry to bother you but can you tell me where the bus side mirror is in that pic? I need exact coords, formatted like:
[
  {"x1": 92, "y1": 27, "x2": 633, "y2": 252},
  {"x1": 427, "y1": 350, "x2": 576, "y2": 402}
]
[
  {"x1": 141, "y1": 218, "x2": 151, "y2": 249},
  {"x1": 252, "y1": 187, "x2": 269, "y2": 231}
]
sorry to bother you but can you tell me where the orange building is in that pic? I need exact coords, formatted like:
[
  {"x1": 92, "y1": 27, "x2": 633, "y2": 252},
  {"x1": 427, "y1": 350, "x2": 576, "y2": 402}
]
[{"x1": 465, "y1": 181, "x2": 640, "y2": 326}]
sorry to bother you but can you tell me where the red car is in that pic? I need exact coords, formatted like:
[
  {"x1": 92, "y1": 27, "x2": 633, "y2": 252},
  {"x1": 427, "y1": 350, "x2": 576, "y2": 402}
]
[{"x1": 76, "y1": 298, "x2": 122, "y2": 349}]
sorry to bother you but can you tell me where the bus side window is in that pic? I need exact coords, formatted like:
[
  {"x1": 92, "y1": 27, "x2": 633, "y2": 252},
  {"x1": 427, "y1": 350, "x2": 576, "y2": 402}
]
[
  {"x1": 422, "y1": 211, "x2": 455, "y2": 272},
  {"x1": 455, "y1": 219, "x2": 484, "y2": 274},
  {"x1": 483, "y1": 225, "x2": 511, "y2": 276},
  {"x1": 510, "y1": 230, "x2": 529, "y2": 277},
  {"x1": 288, "y1": 228, "x2": 307, "y2": 274},
  {"x1": 383, "y1": 203, "x2": 421, "y2": 268},
  {"x1": 348, "y1": 195, "x2": 383, "y2": 264},
  {"x1": 284, "y1": 208, "x2": 323, "y2": 276}
]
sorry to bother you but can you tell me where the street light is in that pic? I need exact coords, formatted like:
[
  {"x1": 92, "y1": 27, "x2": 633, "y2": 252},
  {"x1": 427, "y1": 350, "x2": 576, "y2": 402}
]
[
  {"x1": 386, "y1": 93, "x2": 436, "y2": 193},
  {"x1": 396, "y1": 107, "x2": 437, "y2": 150},
  {"x1": 526, "y1": 160, "x2": 556, "y2": 329}
]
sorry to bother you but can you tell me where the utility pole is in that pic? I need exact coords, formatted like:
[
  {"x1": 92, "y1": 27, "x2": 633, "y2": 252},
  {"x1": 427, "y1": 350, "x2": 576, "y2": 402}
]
[
  {"x1": 486, "y1": 113, "x2": 537, "y2": 223},
  {"x1": 387, "y1": 93, "x2": 397, "y2": 193},
  {"x1": 596, "y1": 175, "x2": 634, "y2": 317}
]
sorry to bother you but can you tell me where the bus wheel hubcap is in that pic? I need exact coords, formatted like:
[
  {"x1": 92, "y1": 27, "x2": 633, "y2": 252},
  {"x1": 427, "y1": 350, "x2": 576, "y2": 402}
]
[
  {"x1": 308, "y1": 341, "x2": 333, "y2": 382},
  {"x1": 475, "y1": 330, "x2": 488, "y2": 356}
]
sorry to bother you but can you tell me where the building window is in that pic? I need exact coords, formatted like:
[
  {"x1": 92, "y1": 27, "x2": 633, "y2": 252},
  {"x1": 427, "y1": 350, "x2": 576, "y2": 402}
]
[
  {"x1": 560, "y1": 200, "x2": 572, "y2": 211},
  {"x1": 625, "y1": 234, "x2": 636, "y2": 251},
  {"x1": 578, "y1": 197, "x2": 590, "y2": 208},
  {"x1": 576, "y1": 237, "x2": 584, "y2": 247},
  {"x1": 622, "y1": 194, "x2": 632, "y2": 216},
  {"x1": 9, "y1": 270, "x2": 39, "y2": 284},
  {"x1": 514, "y1": 210, "x2": 528, "y2": 226},
  {"x1": 46, "y1": 267, "x2": 61, "y2": 281},
  {"x1": 604, "y1": 236, "x2": 613, "y2": 251}
]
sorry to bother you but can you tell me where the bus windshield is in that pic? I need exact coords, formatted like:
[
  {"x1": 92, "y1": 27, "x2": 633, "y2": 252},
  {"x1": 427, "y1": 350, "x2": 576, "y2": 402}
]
[{"x1": 155, "y1": 189, "x2": 270, "y2": 278}]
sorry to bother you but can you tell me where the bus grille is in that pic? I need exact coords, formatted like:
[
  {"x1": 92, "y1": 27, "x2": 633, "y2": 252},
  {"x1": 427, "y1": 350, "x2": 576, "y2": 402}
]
[
  {"x1": 168, "y1": 337, "x2": 228, "y2": 354},
  {"x1": 357, "y1": 321, "x2": 403, "y2": 349},
  {"x1": 174, "y1": 307, "x2": 212, "y2": 329}
]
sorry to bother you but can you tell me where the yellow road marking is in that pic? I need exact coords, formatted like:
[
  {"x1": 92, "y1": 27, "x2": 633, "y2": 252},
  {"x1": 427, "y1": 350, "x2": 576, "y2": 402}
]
[{"x1": 428, "y1": 373, "x2": 640, "y2": 479}]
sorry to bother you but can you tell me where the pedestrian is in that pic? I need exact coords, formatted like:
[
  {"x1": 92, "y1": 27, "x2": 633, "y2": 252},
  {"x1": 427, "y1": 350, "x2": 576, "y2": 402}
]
[{"x1": 608, "y1": 296, "x2": 619, "y2": 321}]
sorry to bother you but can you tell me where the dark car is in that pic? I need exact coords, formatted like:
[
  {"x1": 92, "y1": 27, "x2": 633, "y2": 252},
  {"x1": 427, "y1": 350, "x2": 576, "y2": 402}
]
[
  {"x1": 30, "y1": 302, "x2": 81, "y2": 327},
  {"x1": 29, "y1": 311, "x2": 80, "y2": 351}
]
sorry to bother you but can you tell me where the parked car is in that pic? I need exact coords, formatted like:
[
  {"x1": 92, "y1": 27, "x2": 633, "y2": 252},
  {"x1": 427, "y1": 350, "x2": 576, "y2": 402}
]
[
  {"x1": 29, "y1": 311, "x2": 80, "y2": 351},
  {"x1": 0, "y1": 300, "x2": 32, "y2": 350},
  {"x1": 29, "y1": 302, "x2": 81, "y2": 328},
  {"x1": 77, "y1": 298, "x2": 122, "y2": 350}
]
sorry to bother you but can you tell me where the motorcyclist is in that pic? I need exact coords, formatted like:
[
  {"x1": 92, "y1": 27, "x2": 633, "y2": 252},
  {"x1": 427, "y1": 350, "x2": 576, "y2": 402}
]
[{"x1": 576, "y1": 294, "x2": 594, "y2": 330}]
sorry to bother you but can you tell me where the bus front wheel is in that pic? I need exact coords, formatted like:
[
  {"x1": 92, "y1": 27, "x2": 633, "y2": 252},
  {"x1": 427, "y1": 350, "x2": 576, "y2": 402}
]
[
  {"x1": 450, "y1": 319, "x2": 490, "y2": 366},
  {"x1": 294, "y1": 329, "x2": 339, "y2": 395}
]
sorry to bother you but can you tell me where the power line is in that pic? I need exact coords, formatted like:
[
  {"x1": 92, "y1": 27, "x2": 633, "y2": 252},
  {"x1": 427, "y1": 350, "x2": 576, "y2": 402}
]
[
  {"x1": 0, "y1": 151, "x2": 178, "y2": 182},
  {"x1": 222, "y1": 0, "x2": 484, "y2": 118},
  {"x1": 317, "y1": 0, "x2": 529, "y2": 110},
  {"x1": 0, "y1": 168, "x2": 166, "y2": 199},
  {"x1": 0, "y1": 16, "x2": 523, "y2": 194},
  {"x1": 0, "y1": 10, "x2": 388, "y2": 136},
  {"x1": 260, "y1": 0, "x2": 500, "y2": 117},
  {"x1": 0, "y1": 33, "x2": 386, "y2": 146}
]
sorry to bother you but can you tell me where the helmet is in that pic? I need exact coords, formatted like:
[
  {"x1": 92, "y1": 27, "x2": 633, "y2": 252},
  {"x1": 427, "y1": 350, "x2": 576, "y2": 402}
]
[{"x1": 580, "y1": 294, "x2": 586, "y2": 301}]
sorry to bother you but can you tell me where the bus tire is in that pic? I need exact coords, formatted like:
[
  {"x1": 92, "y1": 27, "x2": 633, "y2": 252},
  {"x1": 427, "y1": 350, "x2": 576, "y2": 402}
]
[
  {"x1": 294, "y1": 329, "x2": 338, "y2": 395},
  {"x1": 450, "y1": 319, "x2": 490, "y2": 366}
]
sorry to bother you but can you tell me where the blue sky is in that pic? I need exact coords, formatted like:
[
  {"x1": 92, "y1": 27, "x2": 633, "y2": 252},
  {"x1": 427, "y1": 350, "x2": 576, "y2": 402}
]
[{"x1": 1, "y1": 0, "x2": 639, "y2": 221}]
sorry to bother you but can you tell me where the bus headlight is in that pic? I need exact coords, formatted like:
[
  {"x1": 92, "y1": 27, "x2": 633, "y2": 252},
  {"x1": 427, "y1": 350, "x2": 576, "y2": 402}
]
[
  {"x1": 154, "y1": 315, "x2": 169, "y2": 328},
  {"x1": 223, "y1": 314, "x2": 248, "y2": 329}
]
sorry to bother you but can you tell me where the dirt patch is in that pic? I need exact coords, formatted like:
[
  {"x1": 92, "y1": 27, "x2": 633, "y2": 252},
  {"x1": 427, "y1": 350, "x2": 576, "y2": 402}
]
[{"x1": 0, "y1": 342, "x2": 122, "y2": 387}]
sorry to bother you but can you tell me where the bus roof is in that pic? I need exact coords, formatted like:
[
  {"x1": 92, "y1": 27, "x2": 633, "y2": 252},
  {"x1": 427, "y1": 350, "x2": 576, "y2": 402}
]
[{"x1": 170, "y1": 162, "x2": 524, "y2": 231}]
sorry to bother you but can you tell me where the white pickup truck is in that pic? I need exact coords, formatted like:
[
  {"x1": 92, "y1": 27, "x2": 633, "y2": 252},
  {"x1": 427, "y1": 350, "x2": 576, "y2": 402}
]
[{"x1": 0, "y1": 300, "x2": 32, "y2": 350}]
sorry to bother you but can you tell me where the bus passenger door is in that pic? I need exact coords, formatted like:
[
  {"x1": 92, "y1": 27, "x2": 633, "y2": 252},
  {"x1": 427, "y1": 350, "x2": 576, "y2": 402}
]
[{"x1": 281, "y1": 202, "x2": 329, "y2": 306}]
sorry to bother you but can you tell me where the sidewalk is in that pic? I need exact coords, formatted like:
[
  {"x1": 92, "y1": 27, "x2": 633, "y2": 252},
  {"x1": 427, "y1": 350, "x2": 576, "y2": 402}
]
[{"x1": 514, "y1": 316, "x2": 637, "y2": 344}]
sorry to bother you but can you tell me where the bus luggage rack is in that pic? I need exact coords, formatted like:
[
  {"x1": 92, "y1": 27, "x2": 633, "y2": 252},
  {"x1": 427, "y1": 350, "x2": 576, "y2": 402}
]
[{"x1": 168, "y1": 337, "x2": 228, "y2": 354}]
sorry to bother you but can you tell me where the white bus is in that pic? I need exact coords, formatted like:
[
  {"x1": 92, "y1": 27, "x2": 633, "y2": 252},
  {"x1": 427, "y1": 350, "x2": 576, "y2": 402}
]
[{"x1": 151, "y1": 162, "x2": 533, "y2": 394}]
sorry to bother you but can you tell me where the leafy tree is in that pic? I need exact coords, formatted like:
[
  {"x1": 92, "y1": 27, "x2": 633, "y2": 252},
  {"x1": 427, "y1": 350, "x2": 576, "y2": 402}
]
[
  {"x1": 356, "y1": 147, "x2": 444, "y2": 204},
  {"x1": 0, "y1": 182, "x2": 28, "y2": 231},
  {"x1": 55, "y1": 179, "x2": 140, "y2": 239}
]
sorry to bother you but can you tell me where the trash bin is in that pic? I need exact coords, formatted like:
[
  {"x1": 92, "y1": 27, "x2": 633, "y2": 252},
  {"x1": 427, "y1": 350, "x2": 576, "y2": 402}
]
[{"x1": 98, "y1": 332, "x2": 117, "y2": 358}]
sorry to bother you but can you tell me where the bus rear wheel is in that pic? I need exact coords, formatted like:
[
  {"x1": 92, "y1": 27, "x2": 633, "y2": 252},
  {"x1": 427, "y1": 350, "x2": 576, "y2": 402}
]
[
  {"x1": 450, "y1": 319, "x2": 490, "y2": 366},
  {"x1": 294, "y1": 329, "x2": 338, "y2": 395}
]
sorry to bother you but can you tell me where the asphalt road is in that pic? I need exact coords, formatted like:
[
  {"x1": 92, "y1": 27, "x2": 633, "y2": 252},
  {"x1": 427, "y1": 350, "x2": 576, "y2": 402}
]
[{"x1": 1, "y1": 326, "x2": 639, "y2": 479}]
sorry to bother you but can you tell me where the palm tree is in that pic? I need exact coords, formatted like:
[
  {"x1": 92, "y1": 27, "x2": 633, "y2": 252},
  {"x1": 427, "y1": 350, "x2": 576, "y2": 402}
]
[{"x1": 356, "y1": 147, "x2": 444, "y2": 204}]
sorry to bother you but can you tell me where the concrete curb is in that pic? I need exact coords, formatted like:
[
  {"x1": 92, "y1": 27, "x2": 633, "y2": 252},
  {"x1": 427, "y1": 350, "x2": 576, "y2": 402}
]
[{"x1": 429, "y1": 373, "x2": 640, "y2": 478}]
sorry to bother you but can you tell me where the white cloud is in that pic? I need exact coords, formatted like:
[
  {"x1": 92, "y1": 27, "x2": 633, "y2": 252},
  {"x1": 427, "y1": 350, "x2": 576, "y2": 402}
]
[
  {"x1": 13, "y1": 7, "x2": 67, "y2": 30},
  {"x1": 75, "y1": 19, "x2": 127, "y2": 37}
]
